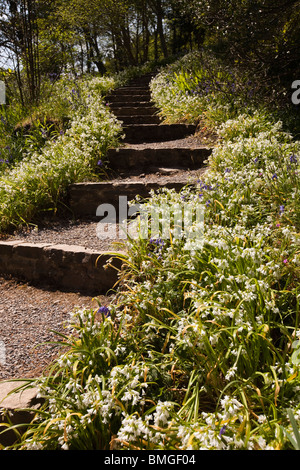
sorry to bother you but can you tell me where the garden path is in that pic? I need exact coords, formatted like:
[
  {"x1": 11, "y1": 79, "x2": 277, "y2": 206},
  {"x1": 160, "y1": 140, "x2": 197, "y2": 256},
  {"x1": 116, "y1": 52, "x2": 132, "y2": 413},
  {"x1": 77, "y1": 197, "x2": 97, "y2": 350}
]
[{"x1": 0, "y1": 73, "x2": 211, "y2": 380}]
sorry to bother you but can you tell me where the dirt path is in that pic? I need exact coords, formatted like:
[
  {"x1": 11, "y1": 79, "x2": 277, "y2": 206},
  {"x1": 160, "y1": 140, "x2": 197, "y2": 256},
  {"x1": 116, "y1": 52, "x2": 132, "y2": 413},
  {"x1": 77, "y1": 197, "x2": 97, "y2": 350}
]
[{"x1": 0, "y1": 277, "x2": 107, "y2": 380}]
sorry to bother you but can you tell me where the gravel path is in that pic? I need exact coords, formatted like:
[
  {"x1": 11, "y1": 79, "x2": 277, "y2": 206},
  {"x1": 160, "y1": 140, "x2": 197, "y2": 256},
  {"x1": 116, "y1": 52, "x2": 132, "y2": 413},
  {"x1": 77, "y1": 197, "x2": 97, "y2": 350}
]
[
  {"x1": 3, "y1": 217, "x2": 124, "y2": 252},
  {"x1": 122, "y1": 135, "x2": 212, "y2": 149},
  {"x1": 108, "y1": 166, "x2": 207, "y2": 183},
  {"x1": 0, "y1": 277, "x2": 109, "y2": 380}
]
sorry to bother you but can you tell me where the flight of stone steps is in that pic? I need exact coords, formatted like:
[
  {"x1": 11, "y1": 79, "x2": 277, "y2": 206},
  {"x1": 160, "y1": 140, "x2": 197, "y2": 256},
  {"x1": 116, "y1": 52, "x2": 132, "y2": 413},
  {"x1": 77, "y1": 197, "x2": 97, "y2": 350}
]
[
  {"x1": 0, "y1": 73, "x2": 212, "y2": 295},
  {"x1": 0, "y1": 73, "x2": 214, "y2": 444},
  {"x1": 70, "y1": 73, "x2": 212, "y2": 217}
]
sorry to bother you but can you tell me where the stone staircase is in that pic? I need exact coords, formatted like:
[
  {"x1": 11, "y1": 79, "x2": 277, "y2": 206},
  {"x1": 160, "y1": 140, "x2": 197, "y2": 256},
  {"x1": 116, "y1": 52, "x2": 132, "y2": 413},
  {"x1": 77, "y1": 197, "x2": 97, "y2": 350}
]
[
  {"x1": 107, "y1": 73, "x2": 197, "y2": 143},
  {"x1": 70, "y1": 73, "x2": 211, "y2": 218},
  {"x1": 0, "y1": 72, "x2": 213, "y2": 445},
  {"x1": 0, "y1": 73, "x2": 212, "y2": 296}
]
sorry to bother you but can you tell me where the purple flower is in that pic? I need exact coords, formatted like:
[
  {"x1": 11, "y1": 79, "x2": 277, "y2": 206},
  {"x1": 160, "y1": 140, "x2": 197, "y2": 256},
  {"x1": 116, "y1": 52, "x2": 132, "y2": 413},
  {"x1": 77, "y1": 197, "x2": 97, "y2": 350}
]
[
  {"x1": 279, "y1": 205, "x2": 285, "y2": 215},
  {"x1": 272, "y1": 173, "x2": 277, "y2": 180},
  {"x1": 290, "y1": 155, "x2": 297, "y2": 164},
  {"x1": 149, "y1": 238, "x2": 165, "y2": 258},
  {"x1": 219, "y1": 425, "x2": 227, "y2": 437},
  {"x1": 97, "y1": 305, "x2": 110, "y2": 317},
  {"x1": 150, "y1": 238, "x2": 164, "y2": 247},
  {"x1": 97, "y1": 160, "x2": 103, "y2": 167}
]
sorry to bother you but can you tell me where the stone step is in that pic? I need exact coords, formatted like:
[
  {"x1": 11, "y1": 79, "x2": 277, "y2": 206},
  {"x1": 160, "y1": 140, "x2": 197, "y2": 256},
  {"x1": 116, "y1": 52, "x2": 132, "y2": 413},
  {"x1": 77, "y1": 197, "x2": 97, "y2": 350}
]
[
  {"x1": 111, "y1": 87, "x2": 150, "y2": 95},
  {"x1": 69, "y1": 180, "x2": 191, "y2": 217},
  {"x1": 128, "y1": 77, "x2": 155, "y2": 86},
  {"x1": 0, "y1": 241, "x2": 123, "y2": 295},
  {"x1": 107, "y1": 94, "x2": 151, "y2": 103},
  {"x1": 111, "y1": 105, "x2": 158, "y2": 116},
  {"x1": 109, "y1": 100, "x2": 154, "y2": 108},
  {"x1": 0, "y1": 381, "x2": 41, "y2": 447},
  {"x1": 123, "y1": 124, "x2": 197, "y2": 143},
  {"x1": 107, "y1": 146, "x2": 212, "y2": 170},
  {"x1": 129, "y1": 82, "x2": 152, "y2": 87},
  {"x1": 129, "y1": 76, "x2": 155, "y2": 83},
  {"x1": 119, "y1": 115, "x2": 161, "y2": 125}
]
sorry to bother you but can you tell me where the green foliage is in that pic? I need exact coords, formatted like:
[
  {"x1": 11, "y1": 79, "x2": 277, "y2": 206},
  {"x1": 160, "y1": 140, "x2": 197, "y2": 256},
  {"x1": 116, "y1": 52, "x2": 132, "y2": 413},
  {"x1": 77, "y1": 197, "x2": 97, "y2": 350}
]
[
  {"x1": 281, "y1": 409, "x2": 300, "y2": 450},
  {"x1": 150, "y1": 51, "x2": 252, "y2": 125},
  {"x1": 179, "y1": 0, "x2": 300, "y2": 85},
  {"x1": 0, "y1": 59, "x2": 161, "y2": 233},
  {"x1": 151, "y1": 48, "x2": 300, "y2": 137}
]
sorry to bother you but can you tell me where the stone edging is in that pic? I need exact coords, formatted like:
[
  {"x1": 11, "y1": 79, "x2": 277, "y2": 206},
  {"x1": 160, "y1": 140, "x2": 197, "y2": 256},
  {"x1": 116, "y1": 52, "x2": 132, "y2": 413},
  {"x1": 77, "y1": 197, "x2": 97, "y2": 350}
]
[
  {"x1": 0, "y1": 380, "x2": 41, "y2": 447},
  {"x1": 0, "y1": 240, "x2": 124, "y2": 295}
]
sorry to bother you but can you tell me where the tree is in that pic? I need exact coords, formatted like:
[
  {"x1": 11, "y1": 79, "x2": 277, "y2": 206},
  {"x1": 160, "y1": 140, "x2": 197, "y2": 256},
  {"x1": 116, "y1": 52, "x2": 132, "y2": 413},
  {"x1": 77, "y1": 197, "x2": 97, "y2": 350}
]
[
  {"x1": 1, "y1": 0, "x2": 212, "y2": 103},
  {"x1": 176, "y1": 0, "x2": 300, "y2": 87},
  {"x1": 148, "y1": 0, "x2": 168, "y2": 59},
  {"x1": 0, "y1": 0, "x2": 42, "y2": 106}
]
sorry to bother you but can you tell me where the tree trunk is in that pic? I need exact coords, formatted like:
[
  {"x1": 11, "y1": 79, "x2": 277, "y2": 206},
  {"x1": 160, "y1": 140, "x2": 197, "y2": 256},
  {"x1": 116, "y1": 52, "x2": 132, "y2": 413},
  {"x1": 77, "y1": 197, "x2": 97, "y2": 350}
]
[
  {"x1": 121, "y1": 24, "x2": 136, "y2": 65},
  {"x1": 142, "y1": 7, "x2": 150, "y2": 62},
  {"x1": 21, "y1": 0, "x2": 40, "y2": 105},
  {"x1": 149, "y1": 0, "x2": 168, "y2": 59},
  {"x1": 83, "y1": 27, "x2": 106, "y2": 74},
  {"x1": 154, "y1": 27, "x2": 158, "y2": 61},
  {"x1": 135, "y1": 12, "x2": 140, "y2": 63}
]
